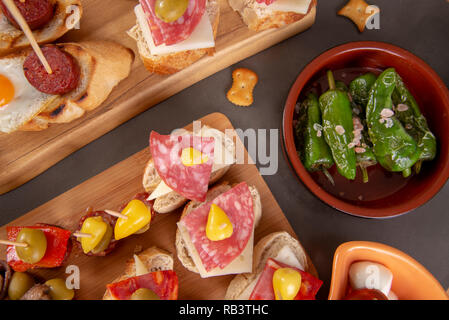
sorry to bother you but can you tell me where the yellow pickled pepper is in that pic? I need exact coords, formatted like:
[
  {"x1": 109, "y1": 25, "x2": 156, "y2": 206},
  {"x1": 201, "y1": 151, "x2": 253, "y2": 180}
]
[
  {"x1": 206, "y1": 204, "x2": 233, "y2": 241},
  {"x1": 114, "y1": 200, "x2": 152, "y2": 240},
  {"x1": 79, "y1": 217, "x2": 108, "y2": 254},
  {"x1": 272, "y1": 268, "x2": 302, "y2": 300},
  {"x1": 181, "y1": 147, "x2": 208, "y2": 166}
]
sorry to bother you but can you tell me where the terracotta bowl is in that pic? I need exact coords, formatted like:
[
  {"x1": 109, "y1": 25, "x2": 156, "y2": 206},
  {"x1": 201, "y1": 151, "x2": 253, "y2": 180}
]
[
  {"x1": 282, "y1": 41, "x2": 449, "y2": 218},
  {"x1": 328, "y1": 241, "x2": 449, "y2": 300}
]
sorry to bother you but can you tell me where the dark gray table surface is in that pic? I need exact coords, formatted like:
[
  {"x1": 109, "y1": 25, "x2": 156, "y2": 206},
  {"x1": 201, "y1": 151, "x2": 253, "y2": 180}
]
[{"x1": 2, "y1": 0, "x2": 448, "y2": 298}]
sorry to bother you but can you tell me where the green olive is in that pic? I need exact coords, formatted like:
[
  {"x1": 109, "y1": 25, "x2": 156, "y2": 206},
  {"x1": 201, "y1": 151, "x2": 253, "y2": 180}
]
[
  {"x1": 16, "y1": 228, "x2": 47, "y2": 264},
  {"x1": 8, "y1": 272, "x2": 35, "y2": 300},
  {"x1": 155, "y1": 0, "x2": 189, "y2": 23},
  {"x1": 44, "y1": 278, "x2": 75, "y2": 300},
  {"x1": 90, "y1": 223, "x2": 113, "y2": 254},
  {"x1": 130, "y1": 288, "x2": 160, "y2": 300}
]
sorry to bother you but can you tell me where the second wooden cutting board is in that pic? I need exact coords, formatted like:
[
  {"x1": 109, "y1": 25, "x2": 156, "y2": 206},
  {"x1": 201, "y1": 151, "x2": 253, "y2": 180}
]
[
  {"x1": 0, "y1": 0, "x2": 317, "y2": 195},
  {"x1": 0, "y1": 112, "x2": 317, "y2": 299}
]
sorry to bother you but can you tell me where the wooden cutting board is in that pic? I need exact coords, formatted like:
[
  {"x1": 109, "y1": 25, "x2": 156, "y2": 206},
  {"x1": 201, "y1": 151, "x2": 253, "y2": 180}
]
[
  {"x1": 0, "y1": 0, "x2": 317, "y2": 195},
  {"x1": 0, "y1": 112, "x2": 317, "y2": 300}
]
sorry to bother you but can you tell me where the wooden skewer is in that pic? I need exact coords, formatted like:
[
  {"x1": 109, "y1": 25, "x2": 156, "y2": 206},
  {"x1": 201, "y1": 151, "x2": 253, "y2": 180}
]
[
  {"x1": 105, "y1": 210, "x2": 128, "y2": 219},
  {"x1": 2, "y1": 0, "x2": 53, "y2": 74},
  {"x1": 0, "y1": 239, "x2": 28, "y2": 247},
  {"x1": 73, "y1": 232, "x2": 92, "y2": 238}
]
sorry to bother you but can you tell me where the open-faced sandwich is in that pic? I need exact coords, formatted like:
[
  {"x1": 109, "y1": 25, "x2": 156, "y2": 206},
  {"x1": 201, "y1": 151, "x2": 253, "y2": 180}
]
[
  {"x1": 225, "y1": 231, "x2": 322, "y2": 300},
  {"x1": 0, "y1": 0, "x2": 82, "y2": 56},
  {"x1": 128, "y1": 0, "x2": 220, "y2": 74},
  {"x1": 228, "y1": 0, "x2": 315, "y2": 31},
  {"x1": 0, "y1": 41, "x2": 134, "y2": 133},
  {"x1": 103, "y1": 247, "x2": 178, "y2": 300},
  {"x1": 143, "y1": 125, "x2": 236, "y2": 213},
  {"x1": 176, "y1": 181, "x2": 262, "y2": 278}
]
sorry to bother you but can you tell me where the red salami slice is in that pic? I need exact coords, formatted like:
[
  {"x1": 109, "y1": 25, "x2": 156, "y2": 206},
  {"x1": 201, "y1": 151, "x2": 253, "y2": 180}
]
[
  {"x1": 0, "y1": 0, "x2": 54, "y2": 31},
  {"x1": 255, "y1": 0, "x2": 277, "y2": 5},
  {"x1": 106, "y1": 270, "x2": 178, "y2": 300},
  {"x1": 180, "y1": 182, "x2": 254, "y2": 271},
  {"x1": 150, "y1": 131, "x2": 214, "y2": 202},
  {"x1": 249, "y1": 258, "x2": 322, "y2": 300},
  {"x1": 140, "y1": 0, "x2": 206, "y2": 46}
]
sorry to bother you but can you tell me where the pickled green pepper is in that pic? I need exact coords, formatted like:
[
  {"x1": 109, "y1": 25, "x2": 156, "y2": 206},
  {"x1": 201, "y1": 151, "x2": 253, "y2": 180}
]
[
  {"x1": 295, "y1": 93, "x2": 335, "y2": 185},
  {"x1": 392, "y1": 72, "x2": 437, "y2": 174},
  {"x1": 349, "y1": 73, "x2": 377, "y2": 107},
  {"x1": 366, "y1": 68, "x2": 420, "y2": 174},
  {"x1": 319, "y1": 71, "x2": 357, "y2": 180}
]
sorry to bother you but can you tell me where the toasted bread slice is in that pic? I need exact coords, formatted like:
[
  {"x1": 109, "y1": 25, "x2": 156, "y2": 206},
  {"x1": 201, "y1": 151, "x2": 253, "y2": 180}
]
[
  {"x1": 127, "y1": 0, "x2": 220, "y2": 75},
  {"x1": 20, "y1": 41, "x2": 134, "y2": 131},
  {"x1": 102, "y1": 247, "x2": 173, "y2": 300},
  {"x1": 225, "y1": 231, "x2": 318, "y2": 300},
  {"x1": 176, "y1": 182, "x2": 263, "y2": 274},
  {"x1": 0, "y1": 0, "x2": 82, "y2": 56},
  {"x1": 228, "y1": 0, "x2": 315, "y2": 31}
]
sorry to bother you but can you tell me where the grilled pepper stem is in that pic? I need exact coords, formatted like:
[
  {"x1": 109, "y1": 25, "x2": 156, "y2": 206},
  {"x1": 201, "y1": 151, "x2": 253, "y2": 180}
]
[
  {"x1": 392, "y1": 72, "x2": 437, "y2": 174},
  {"x1": 366, "y1": 68, "x2": 420, "y2": 173},
  {"x1": 319, "y1": 71, "x2": 357, "y2": 180},
  {"x1": 296, "y1": 93, "x2": 335, "y2": 185}
]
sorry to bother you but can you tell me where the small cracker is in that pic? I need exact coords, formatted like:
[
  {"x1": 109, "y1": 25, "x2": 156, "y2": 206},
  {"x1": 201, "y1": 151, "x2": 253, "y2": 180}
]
[
  {"x1": 226, "y1": 68, "x2": 258, "y2": 107},
  {"x1": 338, "y1": 0, "x2": 380, "y2": 32}
]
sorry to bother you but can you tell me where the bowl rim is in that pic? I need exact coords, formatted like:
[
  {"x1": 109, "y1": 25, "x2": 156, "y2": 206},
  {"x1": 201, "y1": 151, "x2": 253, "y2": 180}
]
[
  {"x1": 282, "y1": 41, "x2": 449, "y2": 218},
  {"x1": 327, "y1": 241, "x2": 449, "y2": 300}
]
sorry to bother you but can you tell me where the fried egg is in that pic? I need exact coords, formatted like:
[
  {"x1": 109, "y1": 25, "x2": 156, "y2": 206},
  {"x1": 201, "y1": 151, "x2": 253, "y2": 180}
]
[{"x1": 0, "y1": 54, "x2": 58, "y2": 133}]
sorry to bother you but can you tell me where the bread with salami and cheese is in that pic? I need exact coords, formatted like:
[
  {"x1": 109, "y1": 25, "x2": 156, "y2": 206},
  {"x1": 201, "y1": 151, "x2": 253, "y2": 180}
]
[
  {"x1": 225, "y1": 231, "x2": 319, "y2": 300},
  {"x1": 128, "y1": 0, "x2": 219, "y2": 75},
  {"x1": 176, "y1": 182, "x2": 262, "y2": 277}
]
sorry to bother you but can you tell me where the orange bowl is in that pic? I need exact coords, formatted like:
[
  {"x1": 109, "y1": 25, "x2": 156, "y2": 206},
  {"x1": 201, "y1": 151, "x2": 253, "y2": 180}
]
[{"x1": 328, "y1": 241, "x2": 449, "y2": 300}]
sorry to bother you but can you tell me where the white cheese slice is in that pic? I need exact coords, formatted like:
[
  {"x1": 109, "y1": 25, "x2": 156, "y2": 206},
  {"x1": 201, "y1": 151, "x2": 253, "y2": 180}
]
[
  {"x1": 177, "y1": 220, "x2": 254, "y2": 278},
  {"x1": 147, "y1": 127, "x2": 236, "y2": 201},
  {"x1": 274, "y1": 246, "x2": 304, "y2": 271},
  {"x1": 349, "y1": 261, "x2": 393, "y2": 296},
  {"x1": 134, "y1": 254, "x2": 149, "y2": 276},
  {"x1": 257, "y1": 0, "x2": 311, "y2": 15},
  {"x1": 135, "y1": 4, "x2": 215, "y2": 56}
]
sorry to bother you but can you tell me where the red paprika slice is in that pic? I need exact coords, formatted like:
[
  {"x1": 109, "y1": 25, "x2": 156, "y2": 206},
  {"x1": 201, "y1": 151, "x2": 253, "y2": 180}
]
[{"x1": 6, "y1": 225, "x2": 71, "y2": 272}]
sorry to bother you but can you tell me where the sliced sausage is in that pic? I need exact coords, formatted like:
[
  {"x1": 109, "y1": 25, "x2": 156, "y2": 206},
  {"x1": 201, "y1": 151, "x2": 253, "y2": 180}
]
[
  {"x1": 23, "y1": 45, "x2": 80, "y2": 95},
  {"x1": 0, "y1": 0, "x2": 54, "y2": 31}
]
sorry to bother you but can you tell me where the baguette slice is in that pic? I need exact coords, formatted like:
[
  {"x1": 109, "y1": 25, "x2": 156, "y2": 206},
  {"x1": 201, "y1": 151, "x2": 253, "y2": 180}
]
[
  {"x1": 225, "y1": 231, "x2": 318, "y2": 300},
  {"x1": 142, "y1": 125, "x2": 235, "y2": 214},
  {"x1": 102, "y1": 247, "x2": 173, "y2": 300},
  {"x1": 176, "y1": 182, "x2": 262, "y2": 274},
  {"x1": 0, "y1": 0, "x2": 82, "y2": 56},
  {"x1": 228, "y1": 0, "x2": 316, "y2": 31},
  {"x1": 127, "y1": 0, "x2": 219, "y2": 75},
  {"x1": 20, "y1": 41, "x2": 134, "y2": 131}
]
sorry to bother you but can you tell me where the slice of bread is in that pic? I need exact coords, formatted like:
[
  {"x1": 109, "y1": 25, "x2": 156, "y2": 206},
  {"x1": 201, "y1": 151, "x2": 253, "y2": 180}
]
[
  {"x1": 225, "y1": 231, "x2": 318, "y2": 300},
  {"x1": 127, "y1": 0, "x2": 220, "y2": 75},
  {"x1": 20, "y1": 40, "x2": 134, "y2": 131},
  {"x1": 228, "y1": 0, "x2": 316, "y2": 31},
  {"x1": 102, "y1": 247, "x2": 173, "y2": 300},
  {"x1": 0, "y1": 0, "x2": 83, "y2": 56},
  {"x1": 176, "y1": 182, "x2": 263, "y2": 273}
]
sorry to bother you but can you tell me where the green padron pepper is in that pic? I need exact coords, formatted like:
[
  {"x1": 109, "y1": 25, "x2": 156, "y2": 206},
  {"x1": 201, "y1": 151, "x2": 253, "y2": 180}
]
[
  {"x1": 319, "y1": 71, "x2": 357, "y2": 180},
  {"x1": 366, "y1": 68, "x2": 420, "y2": 176},
  {"x1": 295, "y1": 93, "x2": 335, "y2": 185},
  {"x1": 349, "y1": 73, "x2": 377, "y2": 107},
  {"x1": 392, "y1": 72, "x2": 437, "y2": 174},
  {"x1": 337, "y1": 80, "x2": 377, "y2": 183}
]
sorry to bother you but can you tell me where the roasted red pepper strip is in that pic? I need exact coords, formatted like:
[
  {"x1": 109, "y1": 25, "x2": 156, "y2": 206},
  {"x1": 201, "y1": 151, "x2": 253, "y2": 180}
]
[
  {"x1": 6, "y1": 225, "x2": 71, "y2": 272},
  {"x1": 106, "y1": 271, "x2": 178, "y2": 300},
  {"x1": 249, "y1": 258, "x2": 322, "y2": 300}
]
